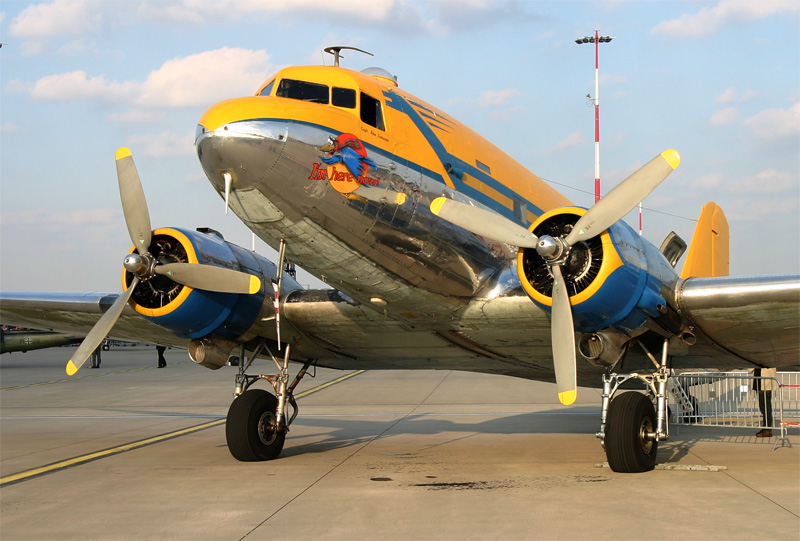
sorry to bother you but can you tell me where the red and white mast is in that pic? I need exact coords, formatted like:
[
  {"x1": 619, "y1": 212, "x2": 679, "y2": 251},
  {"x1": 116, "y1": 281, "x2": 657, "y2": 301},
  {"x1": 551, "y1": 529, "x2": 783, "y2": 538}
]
[{"x1": 576, "y1": 32, "x2": 614, "y2": 204}]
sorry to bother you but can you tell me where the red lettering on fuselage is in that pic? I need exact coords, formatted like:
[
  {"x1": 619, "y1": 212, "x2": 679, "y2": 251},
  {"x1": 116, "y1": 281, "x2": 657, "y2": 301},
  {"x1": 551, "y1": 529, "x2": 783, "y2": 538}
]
[{"x1": 309, "y1": 163, "x2": 380, "y2": 187}]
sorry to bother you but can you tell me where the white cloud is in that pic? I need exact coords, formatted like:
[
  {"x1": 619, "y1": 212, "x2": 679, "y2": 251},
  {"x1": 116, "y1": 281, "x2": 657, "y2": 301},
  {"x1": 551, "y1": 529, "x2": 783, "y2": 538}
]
[
  {"x1": 127, "y1": 130, "x2": 196, "y2": 158},
  {"x1": 5, "y1": 79, "x2": 33, "y2": 94},
  {"x1": 489, "y1": 106, "x2": 527, "y2": 122},
  {"x1": 0, "y1": 208, "x2": 117, "y2": 230},
  {"x1": 29, "y1": 71, "x2": 139, "y2": 103},
  {"x1": 17, "y1": 48, "x2": 271, "y2": 110},
  {"x1": 136, "y1": 0, "x2": 395, "y2": 25},
  {"x1": 707, "y1": 106, "x2": 738, "y2": 126},
  {"x1": 728, "y1": 168, "x2": 798, "y2": 194},
  {"x1": 9, "y1": 0, "x2": 105, "y2": 38},
  {"x1": 8, "y1": 0, "x2": 114, "y2": 54},
  {"x1": 716, "y1": 88, "x2": 758, "y2": 105},
  {"x1": 652, "y1": 0, "x2": 799, "y2": 38},
  {"x1": 545, "y1": 131, "x2": 588, "y2": 154},
  {"x1": 743, "y1": 101, "x2": 800, "y2": 142},
  {"x1": 690, "y1": 173, "x2": 724, "y2": 190},
  {"x1": 477, "y1": 88, "x2": 522, "y2": 108},
  {"x1": 0, "y1": 122, "x2": 24, "y2": 134},
  {"x1": 723, "y1": 196, "x2": 798, "y2": 221},
  {"x1": 108, "y1": 109, "x2": 167, "y2": 124},
  {"x1": 136, "y1": 48, "x2": 271, "y2": 107}
]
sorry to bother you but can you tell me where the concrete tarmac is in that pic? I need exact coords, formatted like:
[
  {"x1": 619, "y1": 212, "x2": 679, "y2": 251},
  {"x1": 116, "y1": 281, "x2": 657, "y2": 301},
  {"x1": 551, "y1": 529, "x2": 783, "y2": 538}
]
[{"x1": 1, "y1": 346, "x2": 798, "y2": 540}]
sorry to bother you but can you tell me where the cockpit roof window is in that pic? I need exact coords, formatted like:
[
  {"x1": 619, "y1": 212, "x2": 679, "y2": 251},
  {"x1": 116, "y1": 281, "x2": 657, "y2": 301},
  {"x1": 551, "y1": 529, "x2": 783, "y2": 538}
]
[{"x1": 277, "y1": 79, "x2": 329, "y2": 104}]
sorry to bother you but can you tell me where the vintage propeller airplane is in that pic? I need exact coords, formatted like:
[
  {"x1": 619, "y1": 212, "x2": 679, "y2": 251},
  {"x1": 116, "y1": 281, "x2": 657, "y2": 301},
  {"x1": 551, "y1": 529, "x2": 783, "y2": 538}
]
[{"x1": 2, "y1": 47, "x2": 798, "y2": 472}]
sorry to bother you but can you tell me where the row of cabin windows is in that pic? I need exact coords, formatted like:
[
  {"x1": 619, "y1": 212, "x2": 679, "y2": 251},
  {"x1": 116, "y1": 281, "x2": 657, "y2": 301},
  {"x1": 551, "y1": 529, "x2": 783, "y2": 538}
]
[{"x1": 260, "y1": 79, "x2": 384, "y2": 131}]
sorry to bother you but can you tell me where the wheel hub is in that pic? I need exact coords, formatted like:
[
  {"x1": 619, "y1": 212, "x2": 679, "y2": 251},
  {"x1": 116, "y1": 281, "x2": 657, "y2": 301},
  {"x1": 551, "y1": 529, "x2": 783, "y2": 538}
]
[
  {"x1": 257, "y1": 411, "x2": 279, "y2": 445},
  {"x1": 638, "y1": 416, "x2": 656, "y2": 454}
]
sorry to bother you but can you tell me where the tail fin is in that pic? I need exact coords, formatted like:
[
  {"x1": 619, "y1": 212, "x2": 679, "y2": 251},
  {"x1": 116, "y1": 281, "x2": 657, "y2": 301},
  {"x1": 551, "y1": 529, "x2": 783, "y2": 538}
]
[{"x1": 680, "y1": 202, "x2": 729, "y2": 278}]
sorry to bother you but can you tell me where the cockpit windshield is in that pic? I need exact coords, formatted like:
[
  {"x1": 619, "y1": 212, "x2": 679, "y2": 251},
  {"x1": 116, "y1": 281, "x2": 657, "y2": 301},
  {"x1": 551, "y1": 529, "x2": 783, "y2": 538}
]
[
  {"x1": 269, "y1": 77, "x2": 384, "y2": 131},
  {"x1": 276, "y1": 79, "x2": 329, "y2": 104}
]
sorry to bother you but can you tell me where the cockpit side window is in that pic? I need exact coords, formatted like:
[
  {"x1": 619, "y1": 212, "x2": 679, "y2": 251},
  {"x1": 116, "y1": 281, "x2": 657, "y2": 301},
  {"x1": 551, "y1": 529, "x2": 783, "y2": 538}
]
[
  {"x1": 276, "y1": 79, "x2": 329, "y2": 104},
  {"x1": 259, "y1": 80, "x2": 275, "y2": 96},
  {"x1": 360, "y1": 92, "x2": 385, "y2": 131},
  {"x1": 332, "y1": 87, "x2": 356, "y2": 109}
]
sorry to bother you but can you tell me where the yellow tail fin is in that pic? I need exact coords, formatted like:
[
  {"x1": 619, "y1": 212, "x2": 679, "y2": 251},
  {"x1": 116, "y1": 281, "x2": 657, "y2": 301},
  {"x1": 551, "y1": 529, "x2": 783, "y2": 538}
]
[{"x1": 680, "y1": 202, "x2": 729, "y2": 278}]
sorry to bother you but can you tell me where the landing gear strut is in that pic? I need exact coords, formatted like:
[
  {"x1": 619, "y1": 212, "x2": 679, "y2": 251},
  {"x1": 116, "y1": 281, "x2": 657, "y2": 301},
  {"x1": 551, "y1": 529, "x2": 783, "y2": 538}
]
[
  {"x1": 225, "y1": 339, "x2": 314, "y2": 461},
  {"x1": 597, "y1": 337, "x2": 672, "y2": 472}
]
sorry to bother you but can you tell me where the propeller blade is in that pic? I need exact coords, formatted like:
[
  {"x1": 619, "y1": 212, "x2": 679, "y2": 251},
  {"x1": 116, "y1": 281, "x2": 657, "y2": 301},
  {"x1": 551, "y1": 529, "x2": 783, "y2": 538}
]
[
  {"x1": 116, "y1": 147, "x2": 152, "y2": 255},
  {"x1": 565, "y1": 149, "x2": 680, "y2": 246},
  {"x1": 430, "y1": 197, "x2": 539, "y2": 248},
  {"x1": 66, "y1": 278, "x2": 139, "y2": 376},
  {"x1": 155, "y1": 263, "x2": 261, "y2": 294},
  {"x1": 549, "y1": 265, "x2": 577, "y2": 405}
]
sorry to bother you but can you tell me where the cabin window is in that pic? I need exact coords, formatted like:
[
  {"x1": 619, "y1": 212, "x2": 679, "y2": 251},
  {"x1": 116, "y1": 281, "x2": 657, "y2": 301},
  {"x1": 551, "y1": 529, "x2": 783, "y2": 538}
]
[
  {"x1": 332, "y1": 87, "x2": 356, "y2": 108},
  {"x1": 476, "y1": 159, "x2": 491, "y2": 175},
  {"x1": 276, "y1": 79, "x2": 329, "y2": 104},
  {"x1": 258, "y1": 80, "x2": 275, "y2": 96},
  {"x1": 513, "y1": 196, "x2": 527, "y2": 224},
  {"x1": 360, "y1": 92, "x2": 385, "y2": 131}
]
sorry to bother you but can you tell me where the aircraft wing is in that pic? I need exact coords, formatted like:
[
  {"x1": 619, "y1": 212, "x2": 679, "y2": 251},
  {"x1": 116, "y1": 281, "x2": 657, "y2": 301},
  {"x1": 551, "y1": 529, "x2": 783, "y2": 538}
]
[
  {"x1": 280, "y1": 278, "x2": 800, "y2": 381},
  {"x1": 0, "y1": 292, "x2": 188, "y2": 349},
  {"x1": 2, "y1": 274, "x2": 798, "y2": 383},
  {"x1": 676, "y1": 274, "x2": 800, "y2": 368}
]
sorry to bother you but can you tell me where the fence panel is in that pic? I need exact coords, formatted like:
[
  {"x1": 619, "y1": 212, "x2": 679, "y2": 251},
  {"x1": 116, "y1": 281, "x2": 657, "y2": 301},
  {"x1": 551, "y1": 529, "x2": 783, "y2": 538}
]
[{"x1": 670, "y1": 372, "x2": 799, "y2": 432}]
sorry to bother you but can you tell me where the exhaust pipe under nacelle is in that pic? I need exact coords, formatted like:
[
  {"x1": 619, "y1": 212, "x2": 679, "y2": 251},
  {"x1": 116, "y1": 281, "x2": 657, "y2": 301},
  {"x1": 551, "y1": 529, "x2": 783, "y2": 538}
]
[
  {"x1": 188, "y1": 335, "x2": 239, "y2": 370},
  {"x1": 679, "y1": 329, "x2": 697, "y2": 346},
  {"x1": 578, "y1": 330, "x2": 631, "y2": 368}
]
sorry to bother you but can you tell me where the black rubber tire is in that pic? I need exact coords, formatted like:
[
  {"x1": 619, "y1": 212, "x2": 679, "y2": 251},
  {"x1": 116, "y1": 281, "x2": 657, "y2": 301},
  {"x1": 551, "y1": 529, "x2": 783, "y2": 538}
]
[
  {"x1": 226, "y1": 389, "x2": 286, "y2": 462},
  {"x1": 605, "y1": 392, "x2": 658, "y2": 473}
]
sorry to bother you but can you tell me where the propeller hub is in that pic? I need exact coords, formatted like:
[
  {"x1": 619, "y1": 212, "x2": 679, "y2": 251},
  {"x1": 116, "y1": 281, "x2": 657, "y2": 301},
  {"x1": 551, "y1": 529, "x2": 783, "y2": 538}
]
[
  {"x1": 536, "y1": 235, "x2": 568, "y2": 262},
  {"x1": 123, "y1": 252, "x2": 156, "y2": 279}
]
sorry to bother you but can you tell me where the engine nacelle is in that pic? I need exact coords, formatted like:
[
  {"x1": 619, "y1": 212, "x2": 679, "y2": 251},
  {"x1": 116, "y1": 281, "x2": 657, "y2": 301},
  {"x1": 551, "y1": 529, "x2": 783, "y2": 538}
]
[
  {"x1": 517, "y1": 207, "x2": 680, "y2": 336},
  {"x1": 122, "y1": 227, "x2": 291, "y2": 342}
]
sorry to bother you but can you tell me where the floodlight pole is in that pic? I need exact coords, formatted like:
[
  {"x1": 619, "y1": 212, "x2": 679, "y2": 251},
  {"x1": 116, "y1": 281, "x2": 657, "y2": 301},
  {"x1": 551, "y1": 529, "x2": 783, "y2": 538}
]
[{"x1": 576, "y1": 31, "x2": 614, "y2": 204}]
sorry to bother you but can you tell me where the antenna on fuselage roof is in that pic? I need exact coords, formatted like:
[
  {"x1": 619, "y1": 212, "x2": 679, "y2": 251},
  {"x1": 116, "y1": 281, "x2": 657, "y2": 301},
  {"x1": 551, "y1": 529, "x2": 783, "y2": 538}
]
[{"x1": 324, "y1": 46, "x2": 373, "y2": 67}]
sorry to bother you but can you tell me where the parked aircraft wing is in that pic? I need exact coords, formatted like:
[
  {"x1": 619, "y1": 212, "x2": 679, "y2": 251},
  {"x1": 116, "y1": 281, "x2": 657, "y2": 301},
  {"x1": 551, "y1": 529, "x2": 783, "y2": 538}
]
[{"x1": 0, "y1": 292, "x2": 186, "y2": 348}]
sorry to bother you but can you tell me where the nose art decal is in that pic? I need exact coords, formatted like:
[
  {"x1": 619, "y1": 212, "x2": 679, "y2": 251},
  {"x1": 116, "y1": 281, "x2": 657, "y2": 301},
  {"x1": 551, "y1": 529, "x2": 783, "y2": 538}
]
[{"x1": 310, "y1": 133, "x2": 379, "y2": 194}]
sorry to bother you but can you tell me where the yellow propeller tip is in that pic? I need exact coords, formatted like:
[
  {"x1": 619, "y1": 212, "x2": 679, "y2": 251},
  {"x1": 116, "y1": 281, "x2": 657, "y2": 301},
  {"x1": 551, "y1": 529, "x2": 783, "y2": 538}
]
[
  {"x1": 249, "y1": 276, "x2": 262, "y2": 295},
  {"x1": 396, "y1": 193, "x2": 408, "y2": 206},
  {"x1": 661, "y1": 149, "x2": 681, "y2": 170},
  {"x1": 558, "y1": 389, "x2": 577, "y2": 405},
  {"x1": 430, "y1": 197, "x2": 446, "y2": 216},
  {"x1": 66, "y1": 360, "x2": 79, "y2": 376},
  {"x1": 115, "y1": 147, "x2": 132, "y2": 160}
]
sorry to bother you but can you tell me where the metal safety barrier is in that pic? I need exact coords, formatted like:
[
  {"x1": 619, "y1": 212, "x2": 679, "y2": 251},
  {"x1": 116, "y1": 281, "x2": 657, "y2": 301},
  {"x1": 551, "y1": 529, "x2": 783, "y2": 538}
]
[{"x1": 669, "y1": 371, "x2": 799, "y2": 449}]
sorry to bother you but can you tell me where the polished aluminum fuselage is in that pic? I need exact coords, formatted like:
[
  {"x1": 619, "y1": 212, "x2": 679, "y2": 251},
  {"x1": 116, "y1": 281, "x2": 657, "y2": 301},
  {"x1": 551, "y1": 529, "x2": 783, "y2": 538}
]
[{"x1": 196, "y1": 117, "x2": 517, "y2": 319}]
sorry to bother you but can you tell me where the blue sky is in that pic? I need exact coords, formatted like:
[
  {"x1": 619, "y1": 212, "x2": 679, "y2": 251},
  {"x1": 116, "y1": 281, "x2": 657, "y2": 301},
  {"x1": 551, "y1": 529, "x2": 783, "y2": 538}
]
[{"x1": 1, "y1": 0, "x2": 798, "y2": 293}]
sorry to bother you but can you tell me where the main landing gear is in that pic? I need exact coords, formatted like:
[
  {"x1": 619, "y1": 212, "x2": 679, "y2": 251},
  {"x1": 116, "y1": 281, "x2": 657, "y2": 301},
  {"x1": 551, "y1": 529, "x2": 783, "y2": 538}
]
[
  {"x1": 225, "y1": 340, "x2": 314, "y2": 461},
  {"x1": 597, "y1": 337, "x2": 674, "y2": 473}
]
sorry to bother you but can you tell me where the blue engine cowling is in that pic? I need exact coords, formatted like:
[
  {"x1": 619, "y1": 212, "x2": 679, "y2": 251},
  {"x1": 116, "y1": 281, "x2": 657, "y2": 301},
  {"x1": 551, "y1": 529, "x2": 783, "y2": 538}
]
[
  {"x1": 123, "y1": 227, "x2": 277, "y2": 340},
  {"x1": 517, "y1": 207, "x2": 680, "y2": 335}
]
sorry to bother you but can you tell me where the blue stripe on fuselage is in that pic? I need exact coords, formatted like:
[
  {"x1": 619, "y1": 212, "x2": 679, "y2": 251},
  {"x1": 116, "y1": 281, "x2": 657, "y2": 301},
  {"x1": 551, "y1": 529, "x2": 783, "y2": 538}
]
[{"x1": 383, "y1": 89, "x2": 544, "y2": 223}]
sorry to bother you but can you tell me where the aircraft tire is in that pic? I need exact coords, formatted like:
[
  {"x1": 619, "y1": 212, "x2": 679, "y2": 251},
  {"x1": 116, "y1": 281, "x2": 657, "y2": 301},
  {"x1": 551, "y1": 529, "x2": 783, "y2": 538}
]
[
  {"x1": 605, "y1": 392, "x2": 658, "y2": 473},
  {"x1": 226, "y1": 389, "x2": 286, "y2": 461}
]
